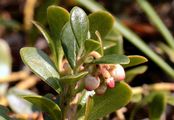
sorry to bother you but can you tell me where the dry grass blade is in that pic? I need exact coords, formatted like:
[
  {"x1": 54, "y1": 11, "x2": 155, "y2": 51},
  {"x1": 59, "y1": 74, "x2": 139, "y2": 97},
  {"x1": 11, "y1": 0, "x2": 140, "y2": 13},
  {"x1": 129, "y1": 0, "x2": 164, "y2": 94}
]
[
  {"x1": 0, "y1": 71, "x2": 29, "y2": 83},
  {"x1": 16, "y1": 75, "x2": 40, "y2": 89}
]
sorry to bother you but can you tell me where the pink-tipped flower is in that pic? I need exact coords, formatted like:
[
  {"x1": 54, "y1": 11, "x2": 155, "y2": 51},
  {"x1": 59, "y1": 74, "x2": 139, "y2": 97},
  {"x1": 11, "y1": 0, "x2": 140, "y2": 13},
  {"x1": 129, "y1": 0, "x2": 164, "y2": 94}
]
[
  {"x1": 101, "y1": 64, "x2": 110, "y2": 70},
  {"x1": 84, "y1": 75, "x2": 100, "y2": 91},
  {"x1": 100, "y1": 67, "x2": 111, "y2": 79},
  {"x1": 106, "y1": 77, "x2": 115, "y2": 88},
  {"x1": 110, "y1": 64, "x2": 125, "y2": 81},
  {"x1": 95, "y1": 84, "x2": 107, "y2": 95}
]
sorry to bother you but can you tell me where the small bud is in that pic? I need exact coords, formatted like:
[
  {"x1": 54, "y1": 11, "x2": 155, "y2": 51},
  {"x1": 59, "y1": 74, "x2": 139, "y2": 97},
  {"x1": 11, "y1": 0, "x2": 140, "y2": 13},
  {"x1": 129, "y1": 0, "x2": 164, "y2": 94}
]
[
  {"x1": 106, "y1": 77, "x2": 115, "y2": 88},
  {"x1": 89, "y1": 51, "x2": 101, "y2": 59},
  {"x1": 101, "y1": 64, "x2": 110, "y2": 70},
  {"x1": 62, "y1": 60, "x2": 71, "y2": 73},
  {"x1": 84, "y1": 75, "x2": 100, "y2": 91},
  {"x1": 80, "y1": 65, "x2": 84, "y2": 71},
  {"x1": 110, "y1": 64, "x2": 125, "y2": 81},
  {"x1": 95, "y1": 84, "x2": 107, "y2": 95},
  {"x1": 100, "y1": 67, "x2": 111, "y2": 79}
]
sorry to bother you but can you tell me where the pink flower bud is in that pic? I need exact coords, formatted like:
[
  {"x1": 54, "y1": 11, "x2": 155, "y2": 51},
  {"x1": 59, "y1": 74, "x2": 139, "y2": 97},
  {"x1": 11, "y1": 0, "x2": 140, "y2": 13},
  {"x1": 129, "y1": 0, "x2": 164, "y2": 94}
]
[
  {"x1": 106, "y1": 77, "x2": 115, "y2": 88},
  {"x1": 110, "y1": 64, "x2": 125, "y2": 81},
  {"x1": 80, "y1": 65, "x2": 84, "y2": 71},
  {"x1": 84, "y1": 75, "x2": 100, "y2": 91},
  {"x1": 100, "y1": 67, "x2": 111, "y2": 79},
  {"x1": 95, "y1": 84, "x2": 107, "y2": 95},
  {"x1": 101, "y1": 64, "x2": 110, "y2": 70}
]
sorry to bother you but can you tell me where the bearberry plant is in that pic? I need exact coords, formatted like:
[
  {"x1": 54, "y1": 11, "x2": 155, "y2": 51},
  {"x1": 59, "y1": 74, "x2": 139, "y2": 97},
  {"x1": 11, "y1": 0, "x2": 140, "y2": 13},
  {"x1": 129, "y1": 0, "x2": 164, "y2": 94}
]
[{"x1": 20, "y1": 5, "x2": 147, "y2": 120}]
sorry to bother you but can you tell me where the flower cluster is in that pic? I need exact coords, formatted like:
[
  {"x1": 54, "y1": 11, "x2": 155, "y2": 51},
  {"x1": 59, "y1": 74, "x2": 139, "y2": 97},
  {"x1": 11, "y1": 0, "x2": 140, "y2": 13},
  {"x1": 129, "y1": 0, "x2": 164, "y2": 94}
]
[
  {"x1": 61, "y1": 51, "x2": 126, "y2": 95},
  {"x1": 84, "y1": 64, "x2": 125, "y2": 95}
]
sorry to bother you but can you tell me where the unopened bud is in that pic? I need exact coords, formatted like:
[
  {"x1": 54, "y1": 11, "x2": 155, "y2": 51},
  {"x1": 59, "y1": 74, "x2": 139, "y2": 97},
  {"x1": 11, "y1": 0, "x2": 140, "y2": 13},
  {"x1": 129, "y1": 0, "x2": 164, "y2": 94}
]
[
  {"x1": 80, "y1": 65, "x2": 84, "y2": 71},
  {"x1": 84, "y1": 75, "x2": 100, "y2": 91},
  {"x1": 101, "y1": 64, "x2": 110, "y2": 70},
  {"x1": 95, "y1": 84, "x2": 107, "y2": 95},
  {"x1": 62, "y1": 60, "x2": 71, "y2": 73},
  {"x1": 106, "y1": 77, "x2": 115, "y2": 88},
  {"x1": 100, "y1": 68, "x2": 111, "y2": 79},
  {"x1": 110, "y1": 64, "x2": 125, "y2": 81}
]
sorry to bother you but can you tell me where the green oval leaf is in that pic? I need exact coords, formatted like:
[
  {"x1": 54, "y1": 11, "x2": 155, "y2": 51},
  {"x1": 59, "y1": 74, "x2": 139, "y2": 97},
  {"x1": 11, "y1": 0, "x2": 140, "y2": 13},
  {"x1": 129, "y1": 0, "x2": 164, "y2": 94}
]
[
  {"x1": 125, "y1": 65, "x2": 148, "y2": 83},
  {"x1": 47, "y1": 5, "x2": 70, "y2": 69},
  {"x1": 70, "y1": 6, "x2": 89, "y2": 47},
  {"x1": 149, "y1": 92, "x2": 166, "y2": 120},
  {"x1": 85, "y1": 39, "x2": 101, "y2": 54},
  {"x1": 88, "y1": 11, "x2": 114, "y2": 39},
  {"x1": 23, "y1": 95, "x2": 61, "y2": 120},
  {"x1": 20, "y1": 47, "x2": 61, "y2": 93},
  {"x1": 89, "y1": 82, "x2": 132, "y2": 120},
  {"x1": 60, "y1": 71, "x2": 88, "y2": 84},
  {"x1": 93, "y1": 54, "x2": 130, "y2": 64},
  {"x1": 123, "y1": 55, "x2": 148, "y2": 68},
  {"x1": 104, "y1": 29, "x2": 124, "y2": 55},
  {"x1": 61, "y1": 22, "x2": 77, "y2": 69},
  {"x1": 47, "y1": 5, "x2": 69, "y2": 40}
]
